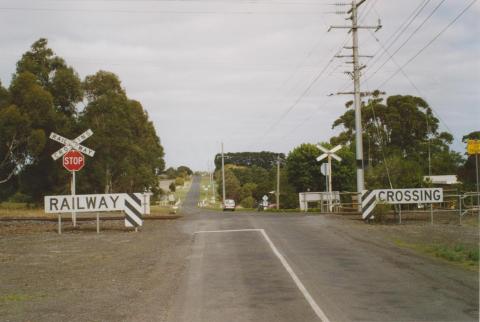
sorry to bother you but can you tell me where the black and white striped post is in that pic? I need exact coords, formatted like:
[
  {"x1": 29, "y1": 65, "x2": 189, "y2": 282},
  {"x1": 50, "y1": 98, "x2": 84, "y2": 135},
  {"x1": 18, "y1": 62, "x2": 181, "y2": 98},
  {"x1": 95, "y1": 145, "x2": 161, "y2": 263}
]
[
  {"x1": 361, "y1": 190, "x2": 377, "y2": 221},
  {"x1": 124, "y1": 193, "x2": 144, "y2": 231}
]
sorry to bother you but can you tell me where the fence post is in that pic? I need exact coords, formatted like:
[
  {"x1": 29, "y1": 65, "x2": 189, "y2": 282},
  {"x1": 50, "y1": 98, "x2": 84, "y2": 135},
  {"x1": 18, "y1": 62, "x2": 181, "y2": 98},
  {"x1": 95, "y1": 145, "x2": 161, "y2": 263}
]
[
  {"x1": 399, "y1": 204, "x2": 402, "y2": 224},
  {"x1": 430, "y1": 204, "x2": 433, "y2": 225},
  {"x1": 459, "y1": 194, "x2": 462, "y2": 226}
]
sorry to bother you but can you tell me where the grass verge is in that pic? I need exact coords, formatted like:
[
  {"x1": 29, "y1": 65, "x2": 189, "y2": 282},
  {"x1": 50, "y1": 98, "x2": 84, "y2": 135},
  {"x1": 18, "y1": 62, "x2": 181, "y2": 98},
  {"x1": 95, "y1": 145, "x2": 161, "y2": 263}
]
[{"x1": 394, "y1": 239, "x2": 479, "y2": 271}]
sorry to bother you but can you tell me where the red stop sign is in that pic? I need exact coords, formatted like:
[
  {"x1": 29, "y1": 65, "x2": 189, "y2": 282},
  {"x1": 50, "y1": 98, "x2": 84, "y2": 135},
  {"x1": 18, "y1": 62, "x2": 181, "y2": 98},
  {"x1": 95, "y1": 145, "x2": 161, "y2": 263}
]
[{"x1": 63, "y1": 150, "x2": 85, "y2": 171}]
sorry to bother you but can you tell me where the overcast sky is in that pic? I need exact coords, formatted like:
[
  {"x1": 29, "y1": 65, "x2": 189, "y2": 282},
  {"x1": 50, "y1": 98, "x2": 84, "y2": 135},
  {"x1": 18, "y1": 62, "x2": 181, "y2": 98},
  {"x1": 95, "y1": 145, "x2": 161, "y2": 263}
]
[{"x1": 1, "y1": 0, "x2": 479, "y2": 170}]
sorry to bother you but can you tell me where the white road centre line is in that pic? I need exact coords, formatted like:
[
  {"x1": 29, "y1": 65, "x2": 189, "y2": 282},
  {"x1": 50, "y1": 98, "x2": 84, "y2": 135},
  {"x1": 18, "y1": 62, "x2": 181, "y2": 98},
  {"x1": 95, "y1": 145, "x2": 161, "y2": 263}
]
[{"x1": 194, "y1": 228, "x2": 331, "y2": 322}]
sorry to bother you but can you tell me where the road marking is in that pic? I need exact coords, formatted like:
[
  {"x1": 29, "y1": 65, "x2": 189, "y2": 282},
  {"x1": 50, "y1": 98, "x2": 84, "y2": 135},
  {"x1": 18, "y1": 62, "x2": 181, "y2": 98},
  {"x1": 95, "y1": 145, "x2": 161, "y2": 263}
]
[
  {"x1": 195, "y1": 228, "x2": 330, "y2": 322},
  {"x1": 195, "y1": 228, "x2": 261, "y2": 234}
]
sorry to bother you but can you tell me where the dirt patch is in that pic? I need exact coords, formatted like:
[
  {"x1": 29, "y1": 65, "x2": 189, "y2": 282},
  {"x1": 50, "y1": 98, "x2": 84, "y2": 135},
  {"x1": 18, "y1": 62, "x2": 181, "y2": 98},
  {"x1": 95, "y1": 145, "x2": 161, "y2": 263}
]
[
  {"x1": 326, "y1": 213, "x2": 479, "y2": 271},
  {"x1": 0, "y1": 219, "x2": 191, "y2": 321}
]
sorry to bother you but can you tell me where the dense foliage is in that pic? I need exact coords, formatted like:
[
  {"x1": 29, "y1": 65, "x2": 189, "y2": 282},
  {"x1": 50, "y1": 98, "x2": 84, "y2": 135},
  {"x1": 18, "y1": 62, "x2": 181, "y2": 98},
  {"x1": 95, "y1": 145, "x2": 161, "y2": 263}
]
[
  {"x1": 0, "y1": 39, "x2": 165, "y2": 202},
  {"x1": 331, "y1": 94, "x2": 463, "y2": 189},
  {"x1": 214, "y1": 151, "x2": 285, "y2": 170},
  {"x1": 164, "y1": 166, "x2": 193, "y2": 180},
  {"x1": 213, "y1": 94, "x2": 474, "y2": 209}
]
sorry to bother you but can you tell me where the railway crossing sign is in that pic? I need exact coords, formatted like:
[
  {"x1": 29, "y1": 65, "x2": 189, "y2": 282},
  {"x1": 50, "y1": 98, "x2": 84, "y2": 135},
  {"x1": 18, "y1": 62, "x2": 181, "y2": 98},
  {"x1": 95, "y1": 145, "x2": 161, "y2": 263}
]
[
  {"x1": 361, "y1": 188, "x2": 444, "y2": 220},
  {"x1": 63, "y1": 150, "x2": 85, "y2": 172},
  {"x1": 50, "y1": 129, "x2": 95, "y2": 161},
  {"x1": 317, "y1": 144, "x2": 342, "y2": 211},
  {"x1": 45, "y1": 193, "x2": 149, "y2": 233},
  {"x1": 49, "y1": 129, "x2": 95, "y2": 228}
]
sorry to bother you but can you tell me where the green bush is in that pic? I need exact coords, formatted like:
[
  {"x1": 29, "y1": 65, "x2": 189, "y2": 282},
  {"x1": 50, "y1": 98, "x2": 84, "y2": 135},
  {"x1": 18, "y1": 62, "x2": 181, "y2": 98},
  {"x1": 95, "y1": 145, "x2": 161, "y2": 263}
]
[
  {"x1": 467, "y1": 248, "x2": 479, "y2": 262},
  {"x1": 8, "y1": 192, "x2": 31, "y2": 203},
  {"x1": 175, "y1": 177, "x2": 184, "y2": 186},
  {"x1": 240, "y1": 196, "x2": 256, "y2": 208},
  {"x1": 372, "y1": 202, "x2": 390, "y2": 223}
]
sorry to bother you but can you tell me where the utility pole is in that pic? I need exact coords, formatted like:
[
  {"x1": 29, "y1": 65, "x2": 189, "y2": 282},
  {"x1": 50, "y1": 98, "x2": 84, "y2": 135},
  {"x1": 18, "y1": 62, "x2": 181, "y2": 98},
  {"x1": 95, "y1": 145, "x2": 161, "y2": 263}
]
[
  {"x1": 276, "y1": 155, "x2": 280, "y2": 210},
  {"x1": 211, "y1": 165, "x2": 215, "y2": 203},
  {"x1": 329, "y1": 0, "x2": 381, "y2": 210},
  {"x1": 221, "y1": 142, "x2": 226, "y2": 204}
]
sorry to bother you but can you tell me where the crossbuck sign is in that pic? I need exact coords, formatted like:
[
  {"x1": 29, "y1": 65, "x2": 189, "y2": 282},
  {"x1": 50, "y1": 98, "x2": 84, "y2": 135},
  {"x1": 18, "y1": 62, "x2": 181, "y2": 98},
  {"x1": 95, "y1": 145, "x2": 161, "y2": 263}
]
[
  {"x1": 50, "y1": 129, "x2": 95, "y2": 161},
  {"x1": 317, "y1": 144, "x2": 342, "y2": 211}
]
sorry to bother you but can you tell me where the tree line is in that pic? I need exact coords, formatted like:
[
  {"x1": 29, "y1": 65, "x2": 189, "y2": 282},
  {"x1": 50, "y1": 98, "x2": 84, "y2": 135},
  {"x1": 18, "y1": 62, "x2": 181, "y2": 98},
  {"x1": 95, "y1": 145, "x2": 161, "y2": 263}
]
[
  {"x1": 0, "y1": 39, "x2": 165, "y2": 203},
  {"x1": 215, "y1": 93, "x2": 477, "y2": 209}
]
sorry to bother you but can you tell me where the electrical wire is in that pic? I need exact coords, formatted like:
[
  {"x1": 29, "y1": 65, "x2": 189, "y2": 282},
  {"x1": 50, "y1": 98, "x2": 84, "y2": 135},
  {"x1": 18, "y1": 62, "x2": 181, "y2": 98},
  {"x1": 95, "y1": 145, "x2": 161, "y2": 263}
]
[
  {"x1": 0, "y1": 6, "x2": 333, "y2": 15},
  {"x1": 365, "y1": 0, "x2": 447, "y2": 83},
  {"x1": 365, "y1": 0, "x2": 432, "y2": 72},
  {"x1": 376, "y1": 0, "x2": 477, "y2": 89},
  {"x1": 262, "y1": 0, "x2": 381, "y2": 148},
  {"x1": 366, "y1": 30, "x2": 454, "y2": 135}
]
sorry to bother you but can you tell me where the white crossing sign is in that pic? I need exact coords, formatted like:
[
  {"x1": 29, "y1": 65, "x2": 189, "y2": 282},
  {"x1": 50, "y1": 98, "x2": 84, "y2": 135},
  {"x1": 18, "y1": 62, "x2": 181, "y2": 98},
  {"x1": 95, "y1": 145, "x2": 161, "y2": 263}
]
[
  {"x1": 361, "y1": 188, "x2": 443, "y2": 220},
  {"x1": 45, "y1": 193, "x2": 149, "y2": 228},
  {"x1": 317, "y1": 144, "x2": 343, "y2": 212},
  {"x1": 316, "y1": 144, "x2": 342, "y2": 163},
  {"x1": 50, "y1": 129, "x2": 95, "y2": 160}
]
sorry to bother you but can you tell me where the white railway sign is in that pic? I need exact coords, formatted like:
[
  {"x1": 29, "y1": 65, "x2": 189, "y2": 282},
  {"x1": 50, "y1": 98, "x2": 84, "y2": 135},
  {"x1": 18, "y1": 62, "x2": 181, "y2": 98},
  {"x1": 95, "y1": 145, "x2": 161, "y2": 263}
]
[
  {"x1": 361, "y1": 188, "x2": 444, "y2": 220},
  {"x1": 50, "y1": 129, "x2": 95, "y2": 161},
  {"x1": 317, "y1": 144, "x2": 343, "y2": 211},
  {"x1": 45, "y1": 193, "x2": 149, "y2": 228}
]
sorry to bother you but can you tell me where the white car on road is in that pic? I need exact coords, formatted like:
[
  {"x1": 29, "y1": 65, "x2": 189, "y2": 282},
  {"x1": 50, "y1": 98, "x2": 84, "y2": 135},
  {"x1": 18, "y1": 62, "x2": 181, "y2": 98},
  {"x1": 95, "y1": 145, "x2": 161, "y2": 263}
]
[{"x1": 223, "y1": 199, "x2": 236, "y2": 211}]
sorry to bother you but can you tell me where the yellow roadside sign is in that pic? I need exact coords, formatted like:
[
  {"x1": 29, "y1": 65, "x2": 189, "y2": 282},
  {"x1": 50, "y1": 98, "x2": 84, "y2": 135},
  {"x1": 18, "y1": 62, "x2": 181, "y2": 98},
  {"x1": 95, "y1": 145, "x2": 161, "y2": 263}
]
[{"x1": 467, "y1": 139, "x2": 480, "y2": 155}]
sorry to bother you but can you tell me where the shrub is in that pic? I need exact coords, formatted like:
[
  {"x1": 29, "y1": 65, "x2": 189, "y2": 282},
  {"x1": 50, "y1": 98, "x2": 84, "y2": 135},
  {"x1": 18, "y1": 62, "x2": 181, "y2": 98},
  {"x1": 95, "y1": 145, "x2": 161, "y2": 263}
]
[
  {"x1": 372, "y1": 202, "x2": 390, "y2": 223},
  {"x1": 240, "y1": 196, "x2": 256, "y2": 208},
  {"x1": 468, "y1": 248, "x2": 479, "y2": 262},
  {"x1": 175, "y1": 177, "x2": 184, "y2": 186},
  {"x1": 169, "y1": 182, "x2": 176, "y2": 192},
  {"x1": 8, "y1": 192, "x2": 31, "y2": 203}
]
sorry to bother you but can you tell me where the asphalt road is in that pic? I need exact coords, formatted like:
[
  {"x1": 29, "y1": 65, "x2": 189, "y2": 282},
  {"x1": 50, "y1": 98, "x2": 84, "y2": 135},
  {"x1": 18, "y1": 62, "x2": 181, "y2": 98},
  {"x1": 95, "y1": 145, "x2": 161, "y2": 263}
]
[{"x1": 167, "y1": 176, "x2": 479, "y2": 322}]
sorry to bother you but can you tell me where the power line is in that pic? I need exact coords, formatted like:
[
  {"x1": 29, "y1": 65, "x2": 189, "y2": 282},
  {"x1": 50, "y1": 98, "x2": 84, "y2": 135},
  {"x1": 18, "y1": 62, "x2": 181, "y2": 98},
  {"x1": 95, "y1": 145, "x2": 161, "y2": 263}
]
[
  {"x1": 365, "y1": 0, "x2": 432, "y2": 72},
  {"x1": 376, "y1": 0, "x2": 477, "y2": 89},
  {"x1": 246, "y1": 35, "x2": 352, "y2": 150},
  {"x1": 0, "y1": 6, "x2": 333, "y2": 15},
  {"x1": 264, "y1": 0, "x2": 380, "y2": 148},
  {"x1": 366, "y1": 30, "x2": 454, "y2": 135},
  {"x1": 13, "y1": 0, "x2": 333, "y2": 4},
  {"x1": 365, "y1": 0, "x2": 447, "y2": 82}
]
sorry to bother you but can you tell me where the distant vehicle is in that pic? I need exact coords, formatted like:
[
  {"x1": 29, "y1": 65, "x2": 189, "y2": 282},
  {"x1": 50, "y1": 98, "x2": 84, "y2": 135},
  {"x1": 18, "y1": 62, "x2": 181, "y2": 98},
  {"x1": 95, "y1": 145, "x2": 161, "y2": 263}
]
[{"x1": 223, "y1": 199, "x2": 236, "y2": 211}]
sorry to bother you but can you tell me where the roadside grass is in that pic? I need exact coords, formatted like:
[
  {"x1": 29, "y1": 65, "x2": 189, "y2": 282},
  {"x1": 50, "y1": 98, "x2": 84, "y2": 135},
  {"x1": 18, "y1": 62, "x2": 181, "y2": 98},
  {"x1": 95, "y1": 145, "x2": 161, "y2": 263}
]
[
  {"x1": 150, "y1": 205, "x2": 179, "y2": 215},
  {"x1": 0, "y1": 203, "x2": 49, "y2": 218},
  {"x1": 173, "y1": 178, "x2": 192, "y2": 202},
  {"x1": 1, "y1": 199, "x2": 180, "y2": 218},
  {"x1": 198, "y1": 175, "x2": 221, "y2": 209},
  {"x1": 155, "y1": 177, "x2": 192, "y2": 213},
  {"x1": 0, "y1": 293, "x2": 46, "y2": 303},
  {"x1": 0, "y1": 294, "x2": 32, "y2": 303},
  {"x1": 394, "y1": 239, "x2": 479, "y2": 271},
  {"x1": 461, "y1": 214, "x2": 479, "y2": 228}
]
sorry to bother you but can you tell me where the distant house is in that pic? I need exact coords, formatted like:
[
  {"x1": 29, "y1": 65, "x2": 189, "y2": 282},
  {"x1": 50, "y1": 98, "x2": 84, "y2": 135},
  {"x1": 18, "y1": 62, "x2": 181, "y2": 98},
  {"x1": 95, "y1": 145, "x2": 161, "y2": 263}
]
[{"x1": 423, "y1": 175, "x2": 459, "y2": 185}]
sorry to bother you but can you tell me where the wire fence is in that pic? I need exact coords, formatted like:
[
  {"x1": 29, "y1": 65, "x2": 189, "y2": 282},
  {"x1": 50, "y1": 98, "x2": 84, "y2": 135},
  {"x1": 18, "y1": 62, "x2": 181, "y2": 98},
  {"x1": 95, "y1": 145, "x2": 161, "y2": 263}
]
[{"x1": 310, "y1": 191, "x2": 479, "y2": 225}]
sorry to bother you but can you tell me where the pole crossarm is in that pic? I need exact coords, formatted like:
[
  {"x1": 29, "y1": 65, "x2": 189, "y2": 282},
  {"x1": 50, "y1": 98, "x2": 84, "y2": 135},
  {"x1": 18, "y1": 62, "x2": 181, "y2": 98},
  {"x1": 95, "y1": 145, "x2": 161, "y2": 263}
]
[
  {"x1": 336, "y1": 55, "x2": 373, "y2": 58},
  {"x1": 335, "y1": 91, "x2": 385, "y2": 96}
]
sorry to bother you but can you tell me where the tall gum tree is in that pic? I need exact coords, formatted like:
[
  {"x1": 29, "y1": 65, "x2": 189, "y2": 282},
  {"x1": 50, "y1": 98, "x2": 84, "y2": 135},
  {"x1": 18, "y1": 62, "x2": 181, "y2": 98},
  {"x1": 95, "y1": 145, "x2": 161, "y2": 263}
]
[{"x1": 79, "y1": 71, "x2": 164, "y2": 194}]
